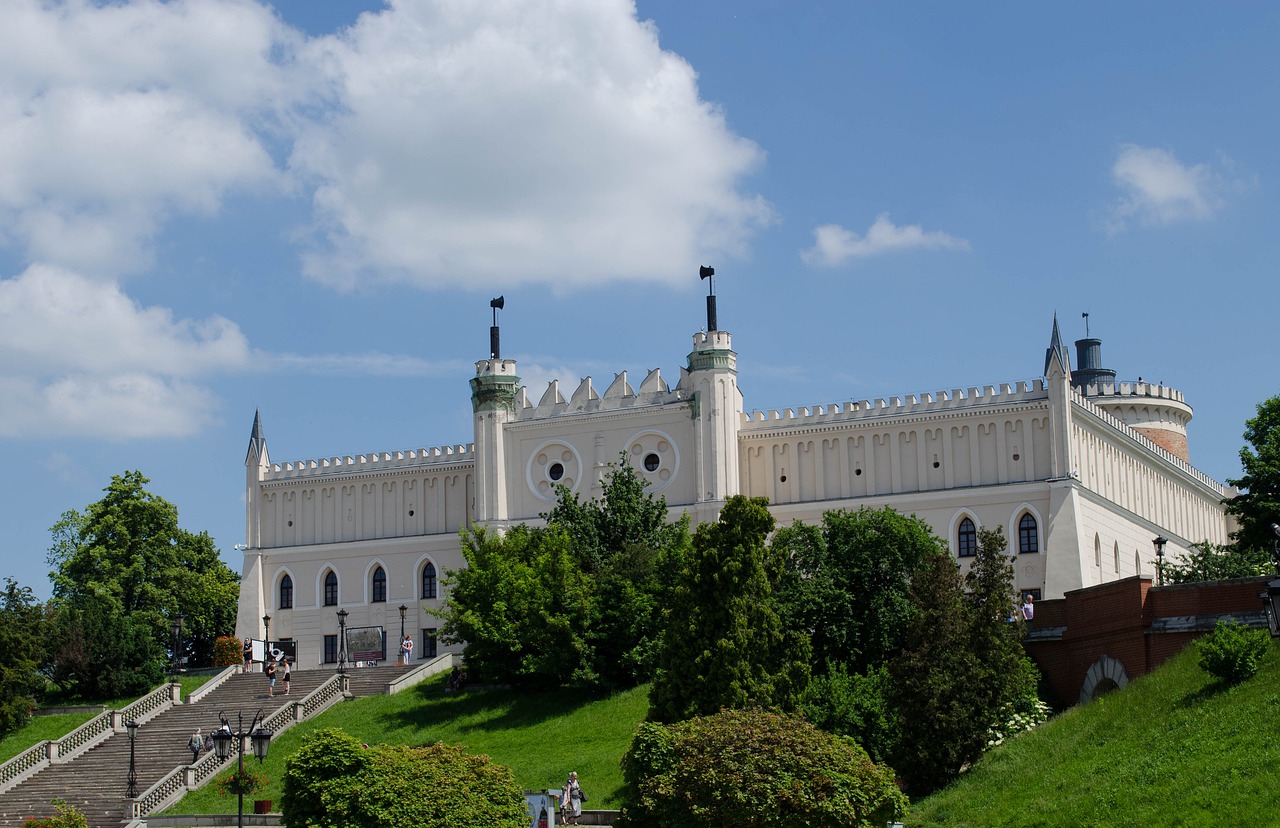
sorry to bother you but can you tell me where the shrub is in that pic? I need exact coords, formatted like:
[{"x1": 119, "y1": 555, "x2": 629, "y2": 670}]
[
  {"x1": 1197, "y1": 620, "x2": 1270, "y2": 684},
  {"x1": 617, "y1": 707, "x2": 906, "y2": 828},
  {"x1": 282, "y1": 727, "x2": 527, "y2": 828},
  {"x1": 22, "y1": 799, "x2": 88, "y2": 828},
  {"x1": 213, "y1": 635, "x2": 242, "y2": 669},
  {"x1": 799, "y1": 664, "x2": 899, "y2": 764}
]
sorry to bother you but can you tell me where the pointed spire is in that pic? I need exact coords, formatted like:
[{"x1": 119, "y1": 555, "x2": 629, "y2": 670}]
[
  {"x1": 1044, "y1": 314, "x2": 1070, "y2": 378},
  {"x1": 245, "y1": 409, "x2": 266, "y2": 465}
]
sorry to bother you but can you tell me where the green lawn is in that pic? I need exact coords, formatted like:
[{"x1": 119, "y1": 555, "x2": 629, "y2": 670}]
[
  {"x1": 906, "y1": 641, "x2": 1280, "y2": 827},
  {"x1": 167, "y1": 675, "x2": 649, "y2": 814},
  {"x1": 0, "y1": 674, "x2": 215, "y2": 764}
]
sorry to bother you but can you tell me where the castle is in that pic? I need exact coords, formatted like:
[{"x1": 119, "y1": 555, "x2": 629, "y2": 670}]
[{"x1": 234, "y1": 302, "x2": 1233, "y2": 666}]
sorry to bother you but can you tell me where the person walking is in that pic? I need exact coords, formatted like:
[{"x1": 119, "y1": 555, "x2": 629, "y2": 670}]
[
  {"x1": 187, "y1": 728, "x2": 202, "y2": 764},
  {"x1": 561, "y1": 771, "x2": 584, "y2": 825},
  {"x1": 265, "y1": 658, "x2": 277, "y2": 698},
  {"x1": 400, "y1": 634, "x2": 413, "y2": 666}
]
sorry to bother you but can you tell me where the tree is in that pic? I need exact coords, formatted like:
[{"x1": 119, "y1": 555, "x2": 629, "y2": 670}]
[
  {"x1": 46, "y1": 471, "x2": 240, "y2": 678},
  {"x1": 1165, "y1": 541, "x2": 1271, "y2": 584},
  {"x1": 0, "y1": 579, "x2": 47, "y2": 738},
  {"x1": 1225, "y1": 395, "x2": 1280, "y2": 556},
  {"x1": 282, "y1": 728, "x2": 527, "y2": 828},
  {"x1": 647, "y1": 495, "x2": 810, "y2": 723},
  {"x1": 617, "y1": 708, "x2": 907, "y2": 828},
  {"x1": 48, "y1": 592, "x2": 165, "y2": 699},
  {"x1": 773, "y1": 507, "x2": 944, "y2": 674}
]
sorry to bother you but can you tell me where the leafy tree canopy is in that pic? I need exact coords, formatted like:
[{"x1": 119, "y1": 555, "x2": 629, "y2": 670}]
[
  {"x1": 618, "y1": 708, "x2": 907, "y2": 828},
  {"x1": 648, "y1": 495, "x2": 810, "y2": 723},
  {"x1": 1225, "y1": 394, "x2": 1280, "y2": 555},
  {"x1": 1165, "y1": 541, "x2": 1272, "y2": 584},
  {"x1": 0, "y1": 578, "x2": 48, "y2": 737},
  {"x1": 46, "y1": 471, "x2": 239, "y2": 673}
]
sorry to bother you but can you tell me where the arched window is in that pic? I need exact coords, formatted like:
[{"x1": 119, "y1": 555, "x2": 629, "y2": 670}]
[
  {"x1": 372, "y1": 566, "x2": 387, "y2": 603},
  {"x1": 323, "y1": 570, "x2": 338, "y2": 606},
  {"x1": 279, "y1": 574, "x2": 293, "y2": 609},
  {"x1": 1018, "y1": 513, "x2": 1039, "y2": 554},
  {"x1": 958, "y1": 518, "x2": 977, "y2": 557},
  {"x1": 1094, "y1": 534, "x2": 1102, "y2": 568},
  {"x1": 422, "y1": 562, "x2": 437, "y2": 600},
  {"x1": 1114, "y1": 541, "x2": 1121, "y2": 573}
]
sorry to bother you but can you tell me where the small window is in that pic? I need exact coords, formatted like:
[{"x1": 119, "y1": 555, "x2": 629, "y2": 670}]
[
  {"x1": 644, "y1": 453, "x2": 660, "y2": 472},
  {"x1": 422, "y1": 562, "x2": 438, "y2": 600},
  {"x1": 1018, "y1": 514, "x2": 1039, "y2": 554},
  {"x1": 323, "y1": 634, "x2": 337, "y2": 664},
  {"x1": 372, "y1": 566, "x2": 387, "y2": 603},
  {"x1": 423, "y1": 628, "x2": 438, "y2": 659},
  {"x1": 323, "y1": 571, "x2": 338, "y2": 606},
  {"x1": 1114, "y1": 541, "x2": 1121, "y2": 573},
  {"x1": 279, "y1": 574, "x2": 294, "y2": 609},
  {"x1": 549, "y1": 462, "x2": 564, "y2": 481},
  {"x1": 1094, "y1": 534, "x2": 1102, "y2": 568},
  {"x1": 958, "y1": 518, "x2": 977, "y2": 557}
]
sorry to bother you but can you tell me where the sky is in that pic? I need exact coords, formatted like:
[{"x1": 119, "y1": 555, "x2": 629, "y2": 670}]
[{"x1": 2, "y1": 0, "x2": 1277, "y2": 600}]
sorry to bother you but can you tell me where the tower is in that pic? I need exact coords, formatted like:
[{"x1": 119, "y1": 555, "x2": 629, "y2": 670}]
[
  {"x1": 237, "y1": 410, "x2": 269, "y2": 641},
  {"x1": 687, "y1": 266, "x2": 741, "y2": 521},
  {"x1": 471, "y1": 298, "x2": 519, "y2": 523}
]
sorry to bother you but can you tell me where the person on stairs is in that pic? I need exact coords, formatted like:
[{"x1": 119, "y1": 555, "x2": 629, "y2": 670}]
[{"x1": 188, "y1": 728, "x2": 203, "y2": 764}]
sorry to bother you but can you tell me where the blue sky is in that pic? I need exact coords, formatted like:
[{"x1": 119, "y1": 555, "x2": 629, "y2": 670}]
[{"x1": 2, "y1": 0, "x2": 1277, "y2": 599}]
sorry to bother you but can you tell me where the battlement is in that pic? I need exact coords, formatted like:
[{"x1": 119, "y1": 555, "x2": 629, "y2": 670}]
[
  {"x1": 511, "y1": 367, "x2": 692, "y2": 422},
  {"x1": 263, "y1": 443, "x2": 475, "y2": 481},
  {"x1": 1080, "y1": 380, "x2": 1186, "y2": 405},
  {"x1": 739, "y1": 379, "x2": 1048, "y2": 431}
]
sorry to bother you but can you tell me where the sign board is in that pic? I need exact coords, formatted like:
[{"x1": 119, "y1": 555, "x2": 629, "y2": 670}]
[
  {"x1": 345, "y1": 625, "x2": 385, "y2": 662},
  {"x1": 267, "y1": 640, "x2": 298, "y2": 663}
]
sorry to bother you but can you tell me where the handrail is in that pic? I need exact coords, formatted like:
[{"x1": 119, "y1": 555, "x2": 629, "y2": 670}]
[
  {"x1": 187, "y1": 666, "x2": 239, "y2": 704},
  {"x1": 386, "y1": 653, "x2": 457, "y2": 695}
]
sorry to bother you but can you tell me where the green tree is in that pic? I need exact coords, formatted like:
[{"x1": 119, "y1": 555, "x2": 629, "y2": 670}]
[
  {"x1": 0, "y1": 579, "x2": 47, "y2": 737},
  {"x1": 617, "y1": 708, "x2": 907, "y2": 828},
  {"x1": 648, "y1": 495, "x2": 810, "y2": 723},
  {"x1": 46, "y1": 471, "x2": 240, "y2": 677},
  {"x1": 48, "y1": 592, "x2": 165, "y2": 699},
  {"x1": 282, "y1": 728, "x2": 527, "y2": 828},
  {"x1": 1225, "y1": 395, "x2": 1280, "y2": 556},
  {"x1": 1165, "y1": 541, "x2": 1272, "y2": 584},
  {"x1": 773, "y1": 507, "x2": 943, "y2": 674}
]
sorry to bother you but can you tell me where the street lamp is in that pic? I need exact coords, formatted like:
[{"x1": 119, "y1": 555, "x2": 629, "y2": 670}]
[
  {"x1": 211, "y1": 709, "x2": 273, "y2": 828},
  {"x1": 1152, "y1": 536, "x2": 1168, "y2": 586},
  {"x1": 399, "y1": 604, "x2": 407, "y2": 664},
  {"x1": 1258, "y1": 524, "x2": 1280, "y2": 638},
  {"x1": 125, "y1": 719, "x2": 140, "y2": 798},
  {"x1": 262, "y1": 614, "x2": 271, "y2": 655},
  {"x1": 336, "y1": 609, "x2": 348, "y2": 675},
  {"x1": 170, "y1": 614, "x2": 184, "y2": 682}
]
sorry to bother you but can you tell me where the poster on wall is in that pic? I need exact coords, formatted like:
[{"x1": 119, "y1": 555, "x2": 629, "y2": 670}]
[
  {"x1": 267, "y1": 640, "x2": 298, "y2": 663},
  {"x1": 344, "y1": 625, "x2": 386, "y2": 662}
]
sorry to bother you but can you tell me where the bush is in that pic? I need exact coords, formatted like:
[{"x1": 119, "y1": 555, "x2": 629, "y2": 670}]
[
  {"x1": 1197, "y1": 620, "x2": 1270, "y2": 684},
  {"x1": 282, "y1": 727, "x2": 527, "y2": 828},
  {"x1": 22, "y1": 799, "x2": 88, "y2": 828},
  {"x1": 617, "y1": 708, "x2": 906, "y2": 828},
  {"x1": 799, "y1": 664, "x2": 899, "y2": 764},
  {"x1": 213, "y1": 635, "x2": 242, "y2": 669}
]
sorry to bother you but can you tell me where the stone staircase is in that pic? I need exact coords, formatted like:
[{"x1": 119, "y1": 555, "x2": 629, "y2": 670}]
[{"x1": 0, "y1": 663, "x2": 430, "y2": 828}]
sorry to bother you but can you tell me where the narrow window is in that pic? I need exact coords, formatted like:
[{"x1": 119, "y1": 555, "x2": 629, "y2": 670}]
[
  {"x1": 958, "y1": 518, "x2": 977, "y2": 557},
  {"x1": 423, "y1": 628, "x2": 438, "y2": 659},
  {"x1": 1114, "y1": 541, "x2": 1121, "y2": 573},
  {"x1": 279, "y1": 574, "x2": 294, "y2": 609},
  {"x1": 1018, "y1": 514, "x2": 1039, "y2": 554},
  {"x1": 422, "y1": 562, "x2": 438, "y2": 600},
  {"x1": 323, "y1": 634, "x2": 337, "y2": 664},
  {"x1": 323, "y1": 570, "x2": 338, "y2": 606},
  {"x1": 372, "y1": 566, "x2": 387, "y2": 603}
]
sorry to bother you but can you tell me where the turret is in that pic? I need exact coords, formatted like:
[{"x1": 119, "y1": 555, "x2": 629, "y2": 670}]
[
  {"x1": 688, "y1": 266, "x2": 741, "y2": 512},
  {"x1": 471, "y1": 297, "x2": 519, "y2": 522}
]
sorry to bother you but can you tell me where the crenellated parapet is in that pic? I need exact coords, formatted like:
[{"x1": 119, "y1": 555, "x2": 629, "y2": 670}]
[
  {"x1": 262, "y1": 444, "x2": 475, "y2": 481},
  {"x1": 739, "y1": 379, "x2": 1048, "y2": 432},
  {"x1": 510, "y1": 367, "x2": 691, "y2": 422}
]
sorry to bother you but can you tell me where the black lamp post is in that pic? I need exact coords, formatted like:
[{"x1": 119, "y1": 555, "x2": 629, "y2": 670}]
[
  {"x1": 1152, "y1": 536, "x2": 1168, "y2": 586},
  {"x1": 399, "y1": 604, "x2": 407, "y2": 664},
  {"x1": 262, "y1": 614, "x2": 271, "y2": 655},
  {"x1": 336, "y1": 608, "x2": 348, "y2": 675},
  {"x1": 1258, "y1": 524, "x2": 1280, "y2": 638},
  {"x1": 211, "y1": 709, "x2": 273, "y2": 828},
  {"x1": 170, "y1": 613, "x2": 184, "y2": 682},
  {"x1": 125, "y1": 719, "x2": 140, "y2": 798}
]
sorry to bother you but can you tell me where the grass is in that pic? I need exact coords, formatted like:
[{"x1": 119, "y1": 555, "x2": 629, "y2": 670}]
[
  {"x1": 0, "y1": 674, "x2": 214, "y2": 764},
  {"x1": 906, "y1": 641, "x2": 1280, "y2": 827},
  {"x1": 167, "y1": 674, "x2": 649, "y2": 814}
]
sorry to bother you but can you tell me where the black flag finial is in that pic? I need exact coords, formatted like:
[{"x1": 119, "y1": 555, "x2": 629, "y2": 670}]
[{"x1": 489, "y1": 296, "x2": 505, "y2": 359}]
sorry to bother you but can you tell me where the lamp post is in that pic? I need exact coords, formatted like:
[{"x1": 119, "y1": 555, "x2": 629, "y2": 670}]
[
  {"x1": 399, "y1": 604, "x2": 407, "y2": 664},
  {"x1": 336, "y1": 608, "x2": 348, "y2": 675},
  {"x1": 1259, "y1": 523, "x2": 1280, "y2": 638},
  {"x1": 1152, "y1": 536, "x2": 1168, "y2": 586},
  {"x1": 125, "y1": 719, "x2": 140, "y2": 798},
  {"x1": 210, "y1": 709, "x2": 272, "y2": 828},
  {"x1": 170, "y1": 613, "x2": 184, "y2": 683},
  {"x1": 262, "y1": 614, "x2": 271, "y2": 656}
]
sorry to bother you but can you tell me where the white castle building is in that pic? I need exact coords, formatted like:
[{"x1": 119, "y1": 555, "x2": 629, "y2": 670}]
[{"x1": 234, "y1": 304, "x2": 1233, "y2": 666}]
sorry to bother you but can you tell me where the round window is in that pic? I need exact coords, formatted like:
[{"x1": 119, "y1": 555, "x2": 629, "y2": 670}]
[
  {"x1": 644, "y1": 453, "x2": 660, "y2": 472},
  {"x1": 549, "y1": 462, "x2": 564, "y2": 481}
]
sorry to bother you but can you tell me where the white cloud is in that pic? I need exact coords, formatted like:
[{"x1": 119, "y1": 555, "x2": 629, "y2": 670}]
[
  {"x1": 290, "y1": 0, "x2": 772, "y2": 290},
  {"x1": 0, "y1": 265, "x2": 251, "y2": 437},
  {"x1": 1106, "y1": 144, "x2": 1227, "y2": 231},
  {"x1": 800, "y1": 214, "x2": 970, "y2": 267}
]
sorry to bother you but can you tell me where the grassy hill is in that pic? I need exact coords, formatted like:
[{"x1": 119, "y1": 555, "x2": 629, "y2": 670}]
[
  {"x1": 167, "y1": 675, "x2": 649, "y2": 814},
  {"x1": 906, "y1": 641, "x2": 1280, "y2": 827}
]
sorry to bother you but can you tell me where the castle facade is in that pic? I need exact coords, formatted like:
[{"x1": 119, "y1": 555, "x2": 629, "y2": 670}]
[{"x1": 235, "y1": 312, "x2": 1233, "y2": 666}]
